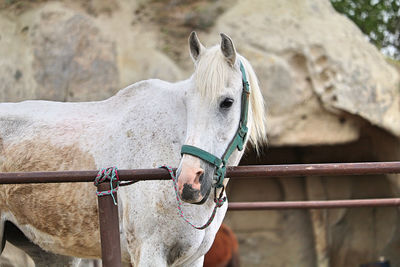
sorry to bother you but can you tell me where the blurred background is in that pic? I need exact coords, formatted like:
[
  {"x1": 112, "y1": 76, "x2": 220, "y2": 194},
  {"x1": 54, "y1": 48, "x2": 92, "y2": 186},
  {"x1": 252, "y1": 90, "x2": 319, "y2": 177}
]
[{"x1": 0, "y1": 0, "x2": 399, "y2": 266}]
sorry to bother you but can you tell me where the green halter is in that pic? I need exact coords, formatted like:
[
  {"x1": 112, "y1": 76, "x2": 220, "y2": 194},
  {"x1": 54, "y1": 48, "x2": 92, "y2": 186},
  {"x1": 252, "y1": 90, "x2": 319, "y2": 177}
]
[{"x1": 181, "y1": 61, "x2": 250, "y2": 188}]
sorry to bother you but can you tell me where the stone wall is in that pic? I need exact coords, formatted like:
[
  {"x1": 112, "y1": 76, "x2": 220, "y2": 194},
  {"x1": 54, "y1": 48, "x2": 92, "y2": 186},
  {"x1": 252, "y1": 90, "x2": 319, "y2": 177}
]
[{"x1": 0, "y1": 0, "x2": 399, "y2": 266}]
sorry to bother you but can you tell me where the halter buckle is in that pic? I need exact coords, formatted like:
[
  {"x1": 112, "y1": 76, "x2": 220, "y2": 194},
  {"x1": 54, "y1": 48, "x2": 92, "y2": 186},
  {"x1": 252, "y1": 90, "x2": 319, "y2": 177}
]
[
  {"x1": 238, "y1": 124, "x2": 248, "y2": 138},
  {"x1": 243, "y1": 81, "x2": 250, "y2": 93},
  {"x1": 213, "y1": 165, "x2": 226, "y2": 188}
]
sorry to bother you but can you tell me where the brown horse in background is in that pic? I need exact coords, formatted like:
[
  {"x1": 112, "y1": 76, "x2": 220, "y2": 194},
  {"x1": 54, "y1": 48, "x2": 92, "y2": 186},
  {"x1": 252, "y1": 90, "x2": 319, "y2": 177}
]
[{"x1": 204, "y1": 224, "x2": 240, "y2": 267}]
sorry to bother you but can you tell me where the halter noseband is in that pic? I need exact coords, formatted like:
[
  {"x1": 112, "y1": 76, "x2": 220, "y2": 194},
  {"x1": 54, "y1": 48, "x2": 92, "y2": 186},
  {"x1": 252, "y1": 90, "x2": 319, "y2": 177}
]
[{"x1": 181, "y1": 61, "x2": 250, "y2": 189}]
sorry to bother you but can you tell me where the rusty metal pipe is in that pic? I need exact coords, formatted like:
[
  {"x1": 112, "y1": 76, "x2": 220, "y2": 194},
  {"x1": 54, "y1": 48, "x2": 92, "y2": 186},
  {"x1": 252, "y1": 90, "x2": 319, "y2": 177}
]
[
  {"x1": 1, "y1": 162, "x2": 400, "y2": 184},
  {"x1": 227, "y1": 162, "x2": 400, "y2": 178},
  {"x1": 97, "y1": 182, "x2": 122, "y2": 267},
  {"x1": 228, "y1": 198, "x2": 400, "y2": 210},
  {"x1": 0, "y1": 169, "x2": 168, "y2": 184}
]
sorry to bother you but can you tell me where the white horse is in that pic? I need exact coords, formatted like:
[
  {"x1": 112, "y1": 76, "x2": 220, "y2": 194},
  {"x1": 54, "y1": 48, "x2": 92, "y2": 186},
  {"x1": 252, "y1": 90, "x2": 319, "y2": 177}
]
[{"x1": 0, "y1": 32, "x2": 266, "y2": 266}]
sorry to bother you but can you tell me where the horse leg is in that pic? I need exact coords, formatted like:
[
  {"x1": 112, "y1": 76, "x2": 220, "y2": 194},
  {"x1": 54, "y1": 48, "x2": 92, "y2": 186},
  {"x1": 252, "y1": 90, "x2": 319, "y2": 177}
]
[
  {"x1": 132, "y1": 242, "x2": 167, "y2": 267},
  {"x1": 0, "y1": 218, "x2": 4, "y2": 254},
  {"x1": 25, "y1": 252, "x2": 75, "y2": 267},
  {"x1": 74, "y1": 258, "x2": 102, "y2": 267},
  {"x1": 185, "y1": 256, "x2": 204, "y2": 267},
  {"x1": 4, "y1": 221, "x2": 76, "y2": 267}
]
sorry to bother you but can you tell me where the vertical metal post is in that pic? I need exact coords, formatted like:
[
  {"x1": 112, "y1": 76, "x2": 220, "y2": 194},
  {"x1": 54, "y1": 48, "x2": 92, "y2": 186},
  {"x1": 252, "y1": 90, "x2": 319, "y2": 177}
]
[{"x1": 97, "y1": 182, "x2": 122, "y2": 267}]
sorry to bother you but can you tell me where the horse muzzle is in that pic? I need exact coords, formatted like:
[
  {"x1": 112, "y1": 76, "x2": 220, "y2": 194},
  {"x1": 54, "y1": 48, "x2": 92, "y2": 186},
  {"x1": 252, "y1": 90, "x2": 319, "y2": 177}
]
[
  {"x1": 177, "y1": 165, "x2": 204, "y2": 203},
  {"x1": 176, "y1": 159, "x2": 212, "y2": 204}
]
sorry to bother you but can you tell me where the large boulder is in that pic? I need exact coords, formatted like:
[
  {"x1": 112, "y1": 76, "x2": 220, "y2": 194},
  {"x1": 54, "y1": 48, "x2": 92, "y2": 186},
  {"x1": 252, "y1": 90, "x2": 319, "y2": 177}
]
[
  {"x1": 208, "y1": 0, "x2": 400, "y2": 145},
  {"x1": 0, "y1": 3, "x2": 119, "y2": 101},
  {"x1": 0, "y1": 2, "x2": 182, "y2": 102}
]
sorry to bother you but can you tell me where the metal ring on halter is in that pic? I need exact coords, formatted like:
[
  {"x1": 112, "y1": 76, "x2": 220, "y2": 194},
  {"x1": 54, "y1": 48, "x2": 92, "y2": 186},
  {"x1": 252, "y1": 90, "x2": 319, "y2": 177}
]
[
  {"x1": 214, "y1": 184, "x2": 226, "y2": 208},
  {"x1": 214, "y1": 184, "x2": 225, "y2": 200}
]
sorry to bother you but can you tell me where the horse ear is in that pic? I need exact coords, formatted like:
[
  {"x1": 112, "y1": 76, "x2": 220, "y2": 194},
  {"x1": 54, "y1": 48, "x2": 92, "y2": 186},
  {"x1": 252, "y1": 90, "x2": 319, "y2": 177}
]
[
  {"x1": 189, "y1": 31, "x2": 204, "y2": 62},
  {"x1": 220, "y1": 33, "x2": 236, "y2": 66}
]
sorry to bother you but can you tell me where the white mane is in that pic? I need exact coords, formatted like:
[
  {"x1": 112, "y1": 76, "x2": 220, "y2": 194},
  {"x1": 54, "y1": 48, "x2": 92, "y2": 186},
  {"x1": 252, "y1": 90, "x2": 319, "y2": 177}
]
[{"x1": 193, "y1": 46, "x2": 267, "y2": 151}]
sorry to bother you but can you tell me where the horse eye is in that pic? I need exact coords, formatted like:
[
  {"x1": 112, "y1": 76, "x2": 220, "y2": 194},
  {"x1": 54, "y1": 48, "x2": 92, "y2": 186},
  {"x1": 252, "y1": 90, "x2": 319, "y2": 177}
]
[{"x1": 220, "y1": 98, "x2": 234, "y2": 109}]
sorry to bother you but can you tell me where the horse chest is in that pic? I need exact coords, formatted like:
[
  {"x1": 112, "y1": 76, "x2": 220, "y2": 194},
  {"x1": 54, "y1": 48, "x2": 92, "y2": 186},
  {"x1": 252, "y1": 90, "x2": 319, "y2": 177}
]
[
  {"x1": 165, "y1": 228, "x2": 218, "y2": 266},
  {"x1": 120, "y1": 184, "x2": 222, "y2": 265}
]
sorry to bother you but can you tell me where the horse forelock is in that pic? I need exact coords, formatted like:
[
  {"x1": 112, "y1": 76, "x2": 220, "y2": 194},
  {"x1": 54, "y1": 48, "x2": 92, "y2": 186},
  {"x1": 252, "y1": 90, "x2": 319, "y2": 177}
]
[
  {"x1": 193, "y1": 46, "x2": 267, "y2": 151},
  {"x1": 194, "y1": 45, "x2": 231, "y2": 103}
]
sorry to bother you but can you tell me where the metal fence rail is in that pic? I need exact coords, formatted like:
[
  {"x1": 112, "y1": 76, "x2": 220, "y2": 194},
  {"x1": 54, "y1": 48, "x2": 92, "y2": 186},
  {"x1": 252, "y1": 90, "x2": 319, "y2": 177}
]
[
  {"x1": 228, "y1": 198, "x2": 400, "y2": 210},
  {"x1": 1, "y1": 161, "x2": 400, "y2": 184},
  {"x1": 2, "y1": 161, "x2": 400, "y2": 267}
]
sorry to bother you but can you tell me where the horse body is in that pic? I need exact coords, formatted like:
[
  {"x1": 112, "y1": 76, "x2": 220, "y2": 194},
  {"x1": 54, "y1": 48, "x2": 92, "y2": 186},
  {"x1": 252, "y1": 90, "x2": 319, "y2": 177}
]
[
  {"x1": 0, "y1": 79, "x2": 225, "y2": 265},
  {"x1": 0, "y1": 33, "x2": 266, "y2": 266}
]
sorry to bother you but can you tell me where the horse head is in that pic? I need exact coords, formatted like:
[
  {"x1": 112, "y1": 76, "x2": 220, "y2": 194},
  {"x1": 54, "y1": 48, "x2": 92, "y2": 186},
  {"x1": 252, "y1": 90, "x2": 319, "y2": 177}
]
[{"x1": 176, "y1": 32, "x2": 267, "y2": 204}]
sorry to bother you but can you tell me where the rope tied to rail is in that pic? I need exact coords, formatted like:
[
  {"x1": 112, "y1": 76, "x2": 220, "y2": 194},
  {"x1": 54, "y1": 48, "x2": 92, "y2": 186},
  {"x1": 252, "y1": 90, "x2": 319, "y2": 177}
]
[
  {"x1": 160, "y1": 165, "x2": 226, "y2": 230},
  {"x1": 94, "y1": 167, "x2": 119, "y2": 205}
]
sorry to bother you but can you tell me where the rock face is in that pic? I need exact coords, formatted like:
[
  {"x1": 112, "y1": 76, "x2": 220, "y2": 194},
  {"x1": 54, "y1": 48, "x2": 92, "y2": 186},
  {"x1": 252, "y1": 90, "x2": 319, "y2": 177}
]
[
  {"x1": 0, "y1": 1, "x2": 182, "y2": 102},
  {"x1": 208, "y1": 0, "x2": 400, "y2": 145},
  {"x1": 0, "y1": 0, "x2": 400, "y2": 267},
  {"x1": 30, "y1": 8, "x2": 119, "y2": 101},
  {"x1": 0, "y1": 3, "x2": 119, "y2": 101}
]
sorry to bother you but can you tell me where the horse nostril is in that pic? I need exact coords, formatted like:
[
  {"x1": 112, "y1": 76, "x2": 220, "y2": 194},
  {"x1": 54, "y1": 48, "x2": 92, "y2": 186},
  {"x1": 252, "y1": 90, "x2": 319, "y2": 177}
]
[
  {"x1": 195, "y1": 168, "x2": 204, "y2": 183},
  {"x1": 195, "y1": 169, "x2": 204, "y2": 177}
]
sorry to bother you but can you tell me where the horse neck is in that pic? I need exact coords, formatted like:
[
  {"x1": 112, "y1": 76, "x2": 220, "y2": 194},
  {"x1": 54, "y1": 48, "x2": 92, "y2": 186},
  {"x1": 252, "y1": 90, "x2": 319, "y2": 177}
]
[
  {"x1": 96, "y1": 78, "x2": 191, "y2": 169},
  {"x1": 110, "y1": 78, "x2": 191, "y2": 110}
]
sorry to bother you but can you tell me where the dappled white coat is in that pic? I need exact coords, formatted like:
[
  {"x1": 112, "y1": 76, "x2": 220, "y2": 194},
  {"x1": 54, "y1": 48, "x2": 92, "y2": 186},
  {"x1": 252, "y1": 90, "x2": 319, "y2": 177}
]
[{"x1": 0, "y1": 33, "x2": 266, "y2": 266}]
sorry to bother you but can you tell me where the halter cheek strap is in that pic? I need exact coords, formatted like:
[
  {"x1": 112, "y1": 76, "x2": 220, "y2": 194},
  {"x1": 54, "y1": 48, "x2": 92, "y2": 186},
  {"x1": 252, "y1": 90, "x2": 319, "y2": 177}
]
[{"x1": 181, "y1": 61, "x2": 250, "y2": 188}]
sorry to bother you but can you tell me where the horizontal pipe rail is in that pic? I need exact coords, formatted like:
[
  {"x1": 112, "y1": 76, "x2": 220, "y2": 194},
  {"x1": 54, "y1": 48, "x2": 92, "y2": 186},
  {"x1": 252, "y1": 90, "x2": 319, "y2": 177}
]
[
  {"x1": 0, "y1": 161, "x2": 400, "y2": 184},
  {"x1": 228, "y1": 198, "x2": 400, "y2": 210}
]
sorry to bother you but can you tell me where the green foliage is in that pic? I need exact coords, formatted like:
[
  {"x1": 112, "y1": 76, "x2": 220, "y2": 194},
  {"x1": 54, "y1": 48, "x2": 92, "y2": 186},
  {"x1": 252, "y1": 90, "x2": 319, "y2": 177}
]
[{"x1": 330, "y1": 0, "x2": 400, "y2": 59}]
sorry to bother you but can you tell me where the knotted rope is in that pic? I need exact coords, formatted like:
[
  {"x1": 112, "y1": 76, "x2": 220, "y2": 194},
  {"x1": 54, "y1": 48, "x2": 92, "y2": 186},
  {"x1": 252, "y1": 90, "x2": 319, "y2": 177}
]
[
  {"x1": 94, "y1": 167, "x2": 120, "y2": 205},
  {"x1": 93, "y1": 165, "x2": 225, "y2": 229},
  {"x1": 160, "y1": 165, "x2": 226, "y2": 230}
]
